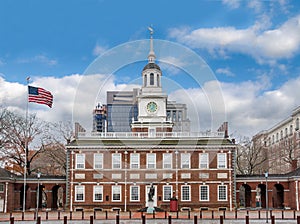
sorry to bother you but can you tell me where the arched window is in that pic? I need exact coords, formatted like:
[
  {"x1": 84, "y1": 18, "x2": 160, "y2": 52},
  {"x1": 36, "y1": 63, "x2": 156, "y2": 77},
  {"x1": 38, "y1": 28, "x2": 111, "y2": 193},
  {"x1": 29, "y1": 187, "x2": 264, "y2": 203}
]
[
  {"x1": 157, "y1": 74, "x2": 160, "y2": 87},
  {"x1": 296, "y1": 118, "x2": 300, "y2": 131},
  {"x1": 280, "y1": 130, "x2": 283, "y2": 140},
  {"x1": 150, "y1": 73, "x2": 154, "y2": 85},
  {"x1": 290, "y1": 125, "x2": 293, "y2": 135},
  {"x1": 144, "y1": 74, "x2": 147, "y2": 87}
]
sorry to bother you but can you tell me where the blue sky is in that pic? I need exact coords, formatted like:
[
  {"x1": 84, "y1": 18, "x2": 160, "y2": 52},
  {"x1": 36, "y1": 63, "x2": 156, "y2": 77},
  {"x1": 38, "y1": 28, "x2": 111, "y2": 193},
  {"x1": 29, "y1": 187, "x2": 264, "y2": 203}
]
[{"x1": 1, "y1": 0, "x2": 300, "y2": 137}]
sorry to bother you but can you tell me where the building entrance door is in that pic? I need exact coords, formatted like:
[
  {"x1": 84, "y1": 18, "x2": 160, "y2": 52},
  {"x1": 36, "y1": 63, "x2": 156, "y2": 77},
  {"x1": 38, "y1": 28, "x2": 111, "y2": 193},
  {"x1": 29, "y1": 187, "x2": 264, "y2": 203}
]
[{"x1": 145, "y1": 185, "x2": 157, "y2": 207}]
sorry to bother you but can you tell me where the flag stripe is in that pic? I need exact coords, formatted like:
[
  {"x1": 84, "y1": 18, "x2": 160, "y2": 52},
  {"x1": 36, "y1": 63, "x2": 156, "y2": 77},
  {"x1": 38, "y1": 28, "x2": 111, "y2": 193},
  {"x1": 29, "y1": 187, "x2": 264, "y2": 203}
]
[{"x1": 28, "y1": 86, "x2": 53, "y2": 108}]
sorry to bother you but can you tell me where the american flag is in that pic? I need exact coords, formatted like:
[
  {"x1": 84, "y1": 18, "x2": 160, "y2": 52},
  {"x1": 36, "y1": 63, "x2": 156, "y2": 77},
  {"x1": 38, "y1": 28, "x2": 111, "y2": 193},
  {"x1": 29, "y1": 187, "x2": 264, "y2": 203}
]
[{"x1": 28, "y1": 86, "x2": 53, "y2": 108}]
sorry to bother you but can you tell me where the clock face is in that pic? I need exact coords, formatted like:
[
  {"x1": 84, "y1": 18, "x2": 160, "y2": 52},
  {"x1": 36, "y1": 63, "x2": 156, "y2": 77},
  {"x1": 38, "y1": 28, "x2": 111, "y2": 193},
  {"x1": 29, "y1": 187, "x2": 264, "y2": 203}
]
[{"x1": 147, "y1": 101, "x2": 158, "y2": 113}]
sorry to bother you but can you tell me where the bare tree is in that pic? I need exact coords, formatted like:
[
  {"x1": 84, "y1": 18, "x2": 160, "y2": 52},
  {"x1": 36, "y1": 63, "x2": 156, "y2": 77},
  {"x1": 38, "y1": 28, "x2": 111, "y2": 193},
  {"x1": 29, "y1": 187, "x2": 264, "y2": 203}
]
[
  {"x1": 236, "y1": 136, "x2": 269, "y2": 175},
  {"x1": 30, "y1": 121, "x2": 73, "y2": 175},
  {"x1": 0, "y1": 109, "x2": 50, "y2": 175}
]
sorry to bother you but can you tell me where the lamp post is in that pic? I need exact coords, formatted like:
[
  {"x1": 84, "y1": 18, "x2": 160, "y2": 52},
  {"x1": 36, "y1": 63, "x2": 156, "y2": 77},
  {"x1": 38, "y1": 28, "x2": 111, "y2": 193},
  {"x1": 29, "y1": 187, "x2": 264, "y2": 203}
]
[
  {"x1": 265, "y1": 172, "x2": 268, "y2": 223},
  {"x1": 124, "y1": 151, "x2": 128, "y2": 212},
  {"x1": 175, "y1": 150, "x2": 179, "y2": 200},
  {"x1": 35, "y1": 172, "x2": 41, "y2": 222}
]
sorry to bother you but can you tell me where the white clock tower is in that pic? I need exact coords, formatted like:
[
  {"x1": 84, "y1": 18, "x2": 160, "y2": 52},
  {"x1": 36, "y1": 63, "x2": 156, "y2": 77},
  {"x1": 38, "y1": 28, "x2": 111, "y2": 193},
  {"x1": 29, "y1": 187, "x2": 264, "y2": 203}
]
[{"x1": 131, "y1": 28, "x2": 173, "y2": 134}]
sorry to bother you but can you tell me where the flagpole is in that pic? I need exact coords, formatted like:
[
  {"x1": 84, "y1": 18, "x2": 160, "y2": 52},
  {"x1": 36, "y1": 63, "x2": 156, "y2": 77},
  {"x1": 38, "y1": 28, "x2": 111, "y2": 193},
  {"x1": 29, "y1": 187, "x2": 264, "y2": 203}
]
[{"x1": 23, "y1": 77, "x2": 30, "y2": 213}]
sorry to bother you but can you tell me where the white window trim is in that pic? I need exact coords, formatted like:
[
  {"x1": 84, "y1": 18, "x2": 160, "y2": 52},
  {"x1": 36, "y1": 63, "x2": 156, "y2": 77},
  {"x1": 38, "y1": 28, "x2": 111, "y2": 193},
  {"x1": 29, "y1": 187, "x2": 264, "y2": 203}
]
[
  {"x1": 94, "y1": 153, "x2": 103, "y2": 169},
  {"x1": 130, "y1": 185, "x2": 140, "y2": 202},
  {"x1": 199, "y1": 185, "x2": 209, "y2": 201},
  {"x1": 130, "y1": 153, "x2": 140, "y2": 169},
  {"x1": 218, "y1": 185, "x2": 228, "y2": 201},
  {"x1": 147, "y1": 153, "x2": 156, "y2": 169},
  {"x1": 75, "y1": 185, "x2": 85, "y2": 202},
  {"x1": 112, "y1": 185, "x2": 122, "y2": 202},
  {"x1": 75, "y1": 154, "x2": 85, "y2": 169},
  {"x1": 163, "y1": 185, "x2": 173, "y2": 202},
  {"x1": 93, "y1": 185, "x2": 103, "y2": 202},
  {"x1": 181, "y1": 185, "x2": 191, "y2": 202},
  {"x1": 217, "y1": 153, "x2": 227, "y2": 169},
  {"x1": 199, "y1": 153, "x2": 209, "y2": 169},
  {"x1": 112, "y1": 153, "x2": 121, "y2": 169},
  {"x1": 163, "y1": 153, "x2": 172, "y2": 169},
  {"x1": 181, "y1": 153, "x2": 191, "y2": 169}
]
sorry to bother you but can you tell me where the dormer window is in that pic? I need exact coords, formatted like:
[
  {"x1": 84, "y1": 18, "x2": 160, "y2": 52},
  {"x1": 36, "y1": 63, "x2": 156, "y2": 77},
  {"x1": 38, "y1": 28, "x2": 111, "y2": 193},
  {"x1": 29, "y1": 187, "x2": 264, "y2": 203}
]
[{"x1": 150, "y1": 73, "x2": 154, "y2": 85}]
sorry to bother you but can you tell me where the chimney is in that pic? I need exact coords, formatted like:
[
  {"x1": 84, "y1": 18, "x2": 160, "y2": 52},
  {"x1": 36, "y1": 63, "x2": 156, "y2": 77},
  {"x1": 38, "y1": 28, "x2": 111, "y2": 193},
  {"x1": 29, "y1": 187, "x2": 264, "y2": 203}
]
[{"x1": 292, "y1": 159, "x2": 298, "y2": 171}]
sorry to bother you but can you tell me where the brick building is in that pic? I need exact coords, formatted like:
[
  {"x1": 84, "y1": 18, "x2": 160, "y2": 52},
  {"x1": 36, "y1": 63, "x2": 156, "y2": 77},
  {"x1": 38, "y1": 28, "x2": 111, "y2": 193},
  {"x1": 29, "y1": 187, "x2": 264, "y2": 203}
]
[
  {"x1": 253, "y1": 106, "x2": 300, "y2": 174},
  {"x1": 0, "y1": 168, "x2": 65, "y2": 212},
  {"x1": 65, "y1": 31, "x2": 237, "y2": 212}
]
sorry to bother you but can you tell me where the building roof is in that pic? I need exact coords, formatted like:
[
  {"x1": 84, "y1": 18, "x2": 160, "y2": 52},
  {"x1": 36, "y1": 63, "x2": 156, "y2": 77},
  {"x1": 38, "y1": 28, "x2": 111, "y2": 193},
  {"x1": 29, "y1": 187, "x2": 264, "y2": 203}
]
[
  {"x1": 143, "y1": 62, "x2": 161, "y2": 71},
  {"x1": 0, "y1": 168, "x2": 16, "y2": 180},
  {"x1": 67, "y1": 136, "x2": 235, "y2": 148}
]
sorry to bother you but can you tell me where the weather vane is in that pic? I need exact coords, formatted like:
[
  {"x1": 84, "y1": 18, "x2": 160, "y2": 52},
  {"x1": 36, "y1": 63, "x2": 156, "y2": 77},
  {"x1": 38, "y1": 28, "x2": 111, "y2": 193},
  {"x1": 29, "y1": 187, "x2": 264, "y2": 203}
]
[{"x1": 148, "y1": 25, "x2": 154, "y2": 36}]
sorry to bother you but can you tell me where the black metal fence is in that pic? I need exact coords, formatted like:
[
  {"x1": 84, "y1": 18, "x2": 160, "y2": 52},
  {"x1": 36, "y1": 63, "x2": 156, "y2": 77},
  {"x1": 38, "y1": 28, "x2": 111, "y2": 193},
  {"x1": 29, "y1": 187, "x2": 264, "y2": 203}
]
[{"x1": 3, "y1": 210, "x2": 300, "y2": 223}]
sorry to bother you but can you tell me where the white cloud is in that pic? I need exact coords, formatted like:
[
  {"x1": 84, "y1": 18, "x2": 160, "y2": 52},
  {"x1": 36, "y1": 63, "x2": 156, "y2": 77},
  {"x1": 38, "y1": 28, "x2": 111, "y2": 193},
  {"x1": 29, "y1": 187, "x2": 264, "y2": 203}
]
[
  {"x1": 17, "y1": 54, "x2": 57, "y2": 66},
  {"x1": 222, "y1": 0, "x2": 240, "y2": 9},
  {"x1": 168, "y1": 15, "x2": 300, "y2": 63},
  {"x1": 2, "y1": 71, "x2": 300, "y2": 138},
  {"x1": 93, "y1": 44, "x2": 109, "y2": 56},
  {"x1": 169, "y1": 74, "x2": 300, "y2": 137},
  {"x1": 216, "y1": 67, "x2": 235, "y2": 77}
]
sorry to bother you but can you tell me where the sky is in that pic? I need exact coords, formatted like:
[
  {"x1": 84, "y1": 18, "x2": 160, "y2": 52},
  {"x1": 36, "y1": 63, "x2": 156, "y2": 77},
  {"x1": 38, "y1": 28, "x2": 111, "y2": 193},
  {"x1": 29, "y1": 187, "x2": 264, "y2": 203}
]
[{"x1": 1, "y1": 0, "x2": 300, "y2": 138}]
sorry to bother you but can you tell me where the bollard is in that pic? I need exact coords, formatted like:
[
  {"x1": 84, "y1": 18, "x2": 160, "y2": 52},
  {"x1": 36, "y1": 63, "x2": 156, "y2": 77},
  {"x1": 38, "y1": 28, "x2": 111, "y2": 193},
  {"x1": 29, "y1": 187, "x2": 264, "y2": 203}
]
[
  {"x1": 64, "y1": 215, "x2": 67, "y2": 224},
  {"x1": 194, "y1": 215, "x2": 197, "y2": 224},
  {"x1": 188, "y1": 210, "x2": 190, "y2": 219},
  {"x1": 200, "y1": 210, "x2": 202, "y2": 219},
  {"x1": 220, "y1": 215, "x2": 224, "y2": 224},
  {"x1": 82, "y1": 210, "x2": 84, "y2": 220},
  {"x1": 270, "y1": 210, "x2": 273, "y2": 218},
  {"x1": 165, "y1": 211, "x2": 167, "y2": 219},
  {"x1": 245, "y1": 215, "x2": 249, "y2": 224},
  {"x1": 22, "y1": 212, "x2": 24, "y2": 221},
  {"x1": 258, "y1": 210, "x2": 261, "y2": 219},
  {"x1": 58, "y1": 210, "x2": 61, "y2": 220},
  {"x1": 70, "y1": 211, "x2": 72, "y2": 220},
  {"x1": 297, "y1": 216, "x2": 300, "y2": 224},
  {"x1": 168, "y1": 215, "x2": 172, "y2": 224},
  {"x1": 90, "y1": 215, "x2": 93, "y2": 224},
  {"x1": 235, "y1": 209, "x2": 237, "y2": 219},
  {"x1": 46, "y1": 211, "x2": 48, "y2": 220},
  {"x1": 34, "y1": 211, "x2": 36, "y2": 220},
  {"x1": 141, "y1": 211, "x2": 143, "y2": 219},
  {"x1": 153, "y1": 210, "x2": 155, "y2": 219},
  {"x1": 105, "y1": 210, "x2": 108, "y2": 219},
  {"x1": 223, "y1": 210, "x2": 226, "y2": 219},
  {"x1": 116, "y1": 214, "x2": 120, "y2": 224},
  {"x1": 94, "y1": 210, "x2": 96, "y2": 220},
  {"x1": 10, "y1": 216, "x2": 14, "y2": 224},
  {"x1": 176, "y1": 210, "x2": 179, "y2": 219},
  {"x1": 282, "y1": 210, "x2": 284, "y2": 219},
  {"x1": 142, "y1": 215, "x2": 146, "y2": 224},
  {"x1": 37, "y1": 216, "x2": 41, "y2": 224},
  {"x1": 129, "y1": 211, "x2": 132, "y2": 219},
  {"x1": 271, "y1": 215, "x2": 275, "y2": 224},
  {"x1": 212, "y1": 210, "x2": 214, "y2": 219}
]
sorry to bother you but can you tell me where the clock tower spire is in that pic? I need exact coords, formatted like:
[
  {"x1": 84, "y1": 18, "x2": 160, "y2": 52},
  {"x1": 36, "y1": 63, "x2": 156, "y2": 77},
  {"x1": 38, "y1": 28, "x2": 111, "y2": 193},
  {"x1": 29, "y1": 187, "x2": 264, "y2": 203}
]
[
  {"x1": 131, "y1": 27, "x2": 173, "y2": 135},
  {"x1": 148, "y1": 26, "x2": 156, "y2": 63}
]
